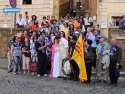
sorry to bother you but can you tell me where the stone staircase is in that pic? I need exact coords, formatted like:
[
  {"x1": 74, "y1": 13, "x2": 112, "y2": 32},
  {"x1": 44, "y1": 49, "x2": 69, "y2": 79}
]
[{"x1": 76, "y1": 10, "x2": 86, "y2": 16}]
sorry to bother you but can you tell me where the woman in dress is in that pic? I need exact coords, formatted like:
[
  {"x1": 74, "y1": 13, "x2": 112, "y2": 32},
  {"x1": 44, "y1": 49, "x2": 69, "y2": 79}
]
[
  {"x1": 50, "y1": 36, "x2": 60, "y2": 77},
  {"x1": 48, "y1": 36, "x2": 55, "y2": 77},
  {"x1": 11, "y1": 36, "x2": 22, "y2": 75}
]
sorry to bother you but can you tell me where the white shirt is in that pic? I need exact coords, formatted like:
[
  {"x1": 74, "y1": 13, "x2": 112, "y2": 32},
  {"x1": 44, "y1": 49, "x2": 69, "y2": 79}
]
[
  {"x1": 16, "y1": 18, "x2": 25, "y2": 26},
  {"x1": 84, "y1": 17, "x2": 93, "y2": 25},
  {"x1": 60, "y1": 37, "x2": 68, "y2": 48},
  {"x1": 59, "y1": 24, "x2": 64, "y2": 29},
  {"x1": 24, "y1": 19, "x2": 30, "y2": 26},
  {"x1": 59, "y1": 37, "x2": 68, "y2": 53},
  {"x1": 82, "y1": 25, "x2": 85, "y2": 32},
  {"x1": 41, "y1": 28, "x2": 48, "y2": 33}
]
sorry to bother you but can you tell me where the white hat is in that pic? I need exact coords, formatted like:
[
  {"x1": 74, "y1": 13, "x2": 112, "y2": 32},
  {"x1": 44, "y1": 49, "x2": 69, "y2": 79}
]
[{"x1": 75, "y1": 31, "x2": 79, "y2": 34}]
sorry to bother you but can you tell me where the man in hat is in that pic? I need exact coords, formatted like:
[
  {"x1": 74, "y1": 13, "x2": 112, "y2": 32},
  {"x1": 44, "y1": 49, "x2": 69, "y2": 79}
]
[
  {"x1": 74, "y1": 31, "x2": 79, "y2": 40},
  {"x1": 96, "y1": 35, "x2": 110, "y2": 83},
  {"x1": 24, "y1": 14, "x2": 30, "y2": 26},
  {"x1": 109, "y1": 38, "x2": 122, "y2": 86}
]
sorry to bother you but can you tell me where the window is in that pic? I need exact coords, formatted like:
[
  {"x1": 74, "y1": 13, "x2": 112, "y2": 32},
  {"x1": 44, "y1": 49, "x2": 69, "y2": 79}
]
[
  {"x1": 23, "y1": 0, "x2": 32, "y2": 5},
  {"x1": 110, "y1": 16, "x2": 122, "y2": 26}
]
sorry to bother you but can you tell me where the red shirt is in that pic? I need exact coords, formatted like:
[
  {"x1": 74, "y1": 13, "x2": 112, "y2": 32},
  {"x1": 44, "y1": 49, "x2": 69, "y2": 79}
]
[
  {"x1": 32, "y1": 24, "x2": 39, "y2": 31},
  {"x1": 50, "y1": 20, "x2": 53, "y2": 24},
  {"x1": 41, "y1": 21, "x2": 48, "y2": 26},
  {"x1": 20, "y1": 34, "x2": 25, "y2": 45},
  {"x1": 20, "y1": 34, "x2": 30, "y2": 45}
]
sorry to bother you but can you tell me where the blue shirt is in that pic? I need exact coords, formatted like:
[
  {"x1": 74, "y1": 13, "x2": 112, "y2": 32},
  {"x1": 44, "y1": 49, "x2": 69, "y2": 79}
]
[
  {"x1": 40, "y1": 38, "x2": 46, "y2": 54},
  {"x1": 73, "y1": 7, "x2": 77, "y2": 11},
  {"x1": 91, "y1": 36, "x2": 97, "y2": 47},
  {"x1": 55, "y1": 31, "x2": 60, "y2": 36},
  {"x1": 119, "y1": 19, "x2": 125, "y2": 29}
]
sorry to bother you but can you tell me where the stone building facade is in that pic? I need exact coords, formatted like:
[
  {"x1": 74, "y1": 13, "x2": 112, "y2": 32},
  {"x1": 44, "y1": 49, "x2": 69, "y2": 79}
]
[{"x1": 0, "y1": 0, "x2": 70, "y2": 28}]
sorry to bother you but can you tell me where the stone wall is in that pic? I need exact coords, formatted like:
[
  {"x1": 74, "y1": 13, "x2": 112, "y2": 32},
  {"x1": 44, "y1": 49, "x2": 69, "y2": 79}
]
[
  {"x1": 108, "y1": 27, "x2": 125, "y2": 70},
  {"x1": 0, "y1": 0, "x2": 53, "y2": 27},
  {"x1": 0, "y1": 28, "x2": 23, "y2": 58},
  {"x1": 59, "y1": 1, "x2": 70, "y2": 17}
]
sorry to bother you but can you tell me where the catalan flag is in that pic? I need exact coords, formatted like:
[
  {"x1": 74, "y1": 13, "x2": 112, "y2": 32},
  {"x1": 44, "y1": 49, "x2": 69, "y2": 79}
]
[{"x1": 72, "y1": 35, "x2": 87, "y2": 82}]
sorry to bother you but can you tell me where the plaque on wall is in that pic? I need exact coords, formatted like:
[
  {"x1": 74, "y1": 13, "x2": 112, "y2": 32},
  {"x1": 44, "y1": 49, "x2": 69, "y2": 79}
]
[
  {"x1": 99, "y1": 6, "x2": 107, "y2": 12},
  {"x1": 101, "y1": 16, "x2": 107, "y2": 28}
]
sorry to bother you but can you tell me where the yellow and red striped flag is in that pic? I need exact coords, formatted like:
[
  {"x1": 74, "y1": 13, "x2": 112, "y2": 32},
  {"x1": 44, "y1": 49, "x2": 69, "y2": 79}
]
[{"x1": 71, "y1": 35, "x2": 87, "y2": 82}]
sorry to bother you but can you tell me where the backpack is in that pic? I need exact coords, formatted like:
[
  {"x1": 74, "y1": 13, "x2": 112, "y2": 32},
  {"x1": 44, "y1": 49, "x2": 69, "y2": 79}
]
[{"x1": 62, "y1": 59, "x2": 71, "y2": 75}]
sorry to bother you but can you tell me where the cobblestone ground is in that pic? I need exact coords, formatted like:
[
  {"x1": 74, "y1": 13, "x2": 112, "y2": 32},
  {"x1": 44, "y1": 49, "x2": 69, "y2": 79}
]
[{"x1": 0, "y1": 69, "x2": 125, "y2": 94}]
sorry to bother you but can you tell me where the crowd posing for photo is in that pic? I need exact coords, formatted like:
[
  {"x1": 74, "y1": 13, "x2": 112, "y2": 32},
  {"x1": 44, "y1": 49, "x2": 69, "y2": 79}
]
[{"x1": 7, "y1": 12, "x2": 122, "y2": 87}]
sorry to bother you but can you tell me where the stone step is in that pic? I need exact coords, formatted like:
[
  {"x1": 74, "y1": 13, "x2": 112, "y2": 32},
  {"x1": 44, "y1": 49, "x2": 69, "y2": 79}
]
[{"x1": 16, "y1": 33, "x2": 22, "y2": 37}]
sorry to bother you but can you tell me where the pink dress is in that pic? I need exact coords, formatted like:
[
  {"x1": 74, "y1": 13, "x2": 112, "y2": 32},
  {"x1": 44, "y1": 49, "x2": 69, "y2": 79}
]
[
  {"x1": 49, "y1": 45, "x2": 55, "y2": 77},
  {"x1": 49, "y1": 45, "x2": 60, "y2": 77}
]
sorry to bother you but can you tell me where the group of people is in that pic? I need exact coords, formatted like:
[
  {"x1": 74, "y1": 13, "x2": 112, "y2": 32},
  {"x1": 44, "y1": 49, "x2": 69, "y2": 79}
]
[{"x1": 7, "y1": 12, "x2": 122, "y2": 87}]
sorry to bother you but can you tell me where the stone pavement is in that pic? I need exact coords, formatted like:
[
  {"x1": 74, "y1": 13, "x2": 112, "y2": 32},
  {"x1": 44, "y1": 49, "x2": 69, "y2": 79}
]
[
  {"x1": 0, "y1": 69, "x2": 125, "y2": 94},
  {"x1": 0, "y1": 58, "x2": 8, "y2": 70}
]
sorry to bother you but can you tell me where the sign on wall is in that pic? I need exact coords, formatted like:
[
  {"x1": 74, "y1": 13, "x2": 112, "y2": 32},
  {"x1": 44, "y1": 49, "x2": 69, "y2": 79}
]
[
  {"x1": 99, "y1": 6, "x2": 107, "y2": 12},
  {"x1": 9, "y1": 0, "x2": 17, "y2": 8},
  {"x1": 101, "y1": 16, "x2": 107, "y2": 28}
]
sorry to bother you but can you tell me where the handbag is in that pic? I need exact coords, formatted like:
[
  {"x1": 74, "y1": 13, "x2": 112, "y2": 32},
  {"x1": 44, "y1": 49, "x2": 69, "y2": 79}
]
[
  {"x1": 114, "y1": 67, "x2": 120, "y2": 78},
  {"x1": 62, "y1": 58, "x2": 71, "y2": 75},
  {"x1": 84, "y1": 52, "x2": 94, "y2": 60},
  {"x1": 29, "y1": 57, "x2": 38, "y2": 72}
]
